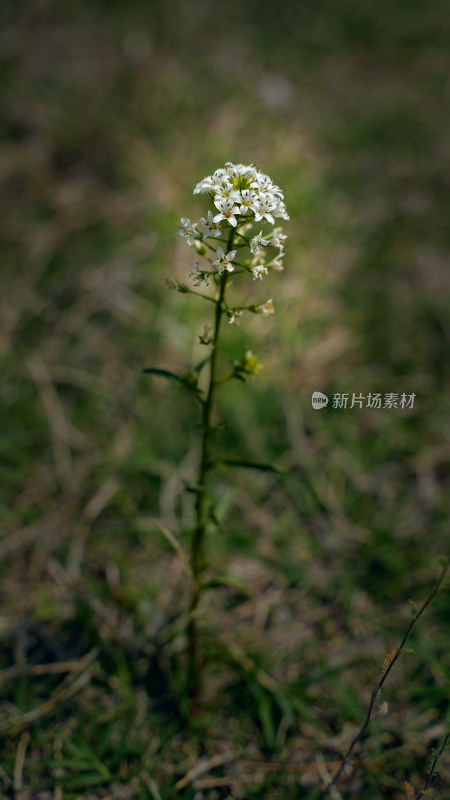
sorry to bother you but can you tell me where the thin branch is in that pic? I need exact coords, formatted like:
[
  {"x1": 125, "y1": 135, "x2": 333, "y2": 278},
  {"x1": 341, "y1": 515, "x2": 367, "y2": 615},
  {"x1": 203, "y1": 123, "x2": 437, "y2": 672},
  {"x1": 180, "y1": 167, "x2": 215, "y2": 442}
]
[
  {"x1": 213, "y1": 370, "x2": 235, "y2": 387},
  {"x1": 414, "y1": 729, "x2": 450, "y2": 800},
  {"x1": 185, "y1": 287, "x2": 217, "y2": 304},
  {"x1": 317, "y1": 558, "x2": 450, "y2": 799}
]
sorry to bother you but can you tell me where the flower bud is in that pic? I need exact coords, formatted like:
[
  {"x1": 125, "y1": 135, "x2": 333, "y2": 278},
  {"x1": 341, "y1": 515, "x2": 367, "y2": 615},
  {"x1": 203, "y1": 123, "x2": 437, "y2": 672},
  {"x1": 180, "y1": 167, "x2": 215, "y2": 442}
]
[
  {"x1": 193, "y1": 239, "x2": 207, "y2": 256},
  {"x1": 234, "y1": 350, "x2": 262, "y2": 376}
]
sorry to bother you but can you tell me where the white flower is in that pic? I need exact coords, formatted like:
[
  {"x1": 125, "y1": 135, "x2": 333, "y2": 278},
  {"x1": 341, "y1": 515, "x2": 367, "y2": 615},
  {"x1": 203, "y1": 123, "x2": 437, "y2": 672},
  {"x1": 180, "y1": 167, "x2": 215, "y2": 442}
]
[
  {"x1": 213, "y1": 197, "x2": 240, "y2": 227},
  {"x1": 237, "y1": 189, "x2": 257, "y2": 215},
  {"x1": 253, "y1": 193, "x2": 277, "y2": 225},
  {"x1": 228, "y1": 310, "x2": 242, "y2": 325},
  {"x1": 215, "y1": 180, "x2": 235, "y2": 202},
  {"x1": 193, "y1": 163, "x2": 289, "y2": 224},
  {"x1": 274, "y1": 200, "x2": 290, "y2": 221},
  {"x1": 271, "y1": 183, "x2": 284, "y2": 198},
  {"x1": 179, "y1": 217, "x2": 199, "y2": 246},
  {"x1": 260, "y1": 298, "x2": 274, "y2": 315},
  {"x1": 250, "y1": 230, "x2": 270, "y2": 255},
  {"x1": 212, "y1": 246, "x2": 237, "y2": 275},
  {"x1": 194, "y1": 169, "x2": 226, "y2": 195},
  {"x1": 271, "y1": 227, "x2": 287, "y2": 249},
  {"x1": 251, "y1": 174, "x2": 273, "y2": 193},
  {"x1": 193, "y1": 177, "x2": 210, "y2": 194},
  {"x1": 199, "y1": 210, "x2": 221, "y2": 238},
  {"x1": 252, "y1": 265, "x2": 268, "y2": 281},
  {"x1": 270, "y1": 255, "x2": 284, "y2": 271}
]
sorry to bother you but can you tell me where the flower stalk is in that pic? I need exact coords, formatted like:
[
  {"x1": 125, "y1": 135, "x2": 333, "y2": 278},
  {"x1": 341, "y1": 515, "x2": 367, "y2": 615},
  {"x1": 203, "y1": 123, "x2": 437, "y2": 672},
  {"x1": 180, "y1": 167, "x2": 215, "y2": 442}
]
[
  {"x1": 149, "y1": 163, "x2": 289, "y2": 700},
  {"x1": 188, "y1": 227, "x2": 235, "y2": 696}
]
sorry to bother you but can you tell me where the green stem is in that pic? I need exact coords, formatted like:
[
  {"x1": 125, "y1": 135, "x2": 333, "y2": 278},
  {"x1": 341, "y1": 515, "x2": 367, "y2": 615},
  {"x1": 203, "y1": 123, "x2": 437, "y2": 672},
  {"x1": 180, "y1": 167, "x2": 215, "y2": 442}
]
[
  {"x1": 214, "y1": 369, "x2": 235, "y2": 387},
  {"x1": 187, "y1": 226, "x2": 235, "y2": 698}
]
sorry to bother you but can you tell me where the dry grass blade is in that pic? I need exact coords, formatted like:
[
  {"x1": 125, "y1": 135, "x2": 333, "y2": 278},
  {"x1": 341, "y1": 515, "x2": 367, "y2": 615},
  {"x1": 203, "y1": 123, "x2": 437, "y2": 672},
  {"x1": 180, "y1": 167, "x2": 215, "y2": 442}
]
[
  {"x1": 140, "y1": 772, "x2": 163, "y2": 800},
  {"x1": 175, "y1": 751, "x2": 235, "y2": 791},
  {"x1": 0, "y1": 646, "x2": 99, "y2": 686},
  {"x1": 141, "y1": 517, "x2": 193, "y2": 580},
  {"x1": 26, "y1": 352, "x2": 79, "y2": 489},
  {"x1": 315, "y1": 753, "x2": 342, "y2": 800},
  {"x1": 67, "y1": 478, "x2": 121, "y2": 576},
  {"x1": 13, "y1": 731, "x2": 30, "y2": 799},
  {"x1": 1, "y1": 662, "x2": 97, "y2": 736},
  {"x1": 193, "y1": 776, "x2": 237, "y2": 790}
]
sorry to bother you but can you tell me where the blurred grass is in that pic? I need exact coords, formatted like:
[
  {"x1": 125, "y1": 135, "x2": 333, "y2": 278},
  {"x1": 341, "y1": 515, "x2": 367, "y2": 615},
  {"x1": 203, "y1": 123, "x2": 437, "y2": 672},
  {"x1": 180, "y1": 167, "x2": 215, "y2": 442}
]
[{"x1": 1, "y1": 0, "x2": 450, "y2": 797}]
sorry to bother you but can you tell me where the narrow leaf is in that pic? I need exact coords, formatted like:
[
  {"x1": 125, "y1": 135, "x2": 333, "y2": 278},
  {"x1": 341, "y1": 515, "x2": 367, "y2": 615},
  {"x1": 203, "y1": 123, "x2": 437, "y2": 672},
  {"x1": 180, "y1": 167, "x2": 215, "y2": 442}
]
[
  {"x1": 202, "y1": 575, "x2": 250, "y2": 592},
  {"x1": 143, "y1": 367, "x2": 203, "y2": 399},
  {"x1": 194, "y1": 355, "x2": 211, "y2": 375},
  {"x1": 213, "y1": 457, "x2": 287, "y2": 474},
  {"x1": 58, "y1": 772, "x2": 109, "y2": 788},
  {"x1": 142, "y1": 367, "x2": 185, "y2": 383},
  {"x1": 258, "y1": 696, "x2": 276, "y2": 748}
]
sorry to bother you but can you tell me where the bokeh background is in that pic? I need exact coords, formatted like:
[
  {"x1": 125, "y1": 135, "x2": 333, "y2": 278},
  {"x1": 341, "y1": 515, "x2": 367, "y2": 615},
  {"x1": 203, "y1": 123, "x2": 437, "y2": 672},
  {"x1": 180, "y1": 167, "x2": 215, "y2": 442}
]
[{"x1": 1, "y1": 0, "x2": 450, "y2": 797}]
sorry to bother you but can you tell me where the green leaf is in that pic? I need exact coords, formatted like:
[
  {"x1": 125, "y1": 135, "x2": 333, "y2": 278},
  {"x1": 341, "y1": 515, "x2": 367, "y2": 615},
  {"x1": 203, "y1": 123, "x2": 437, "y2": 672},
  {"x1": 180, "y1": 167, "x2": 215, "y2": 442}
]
[
  {"x1": 60, "y1": 736, "x2": 110, "y2": 778},
  {"x1": 258, "y1": 696, "x2": 276, "y2": 748},
  {"x1": 143, "y1": 367, "x2": 203, "y2": 399},
  {"x1": 40, "y1": 758, "x2": 97, "y2": 770},
  {"x1": 142, "y1": 367, "x2": 185, "y2": 383},
  {"x1": 408, "y1": 599, "x2": 417, "y2": 617},
  {"x1": 57, "y1": 772, "x2": 109, "y2": 788},
  {"x1": 213, "y1": 457, "x2": 287, "y2": 474},
  {"x1": 97, "y1": 723, "x2": 114, "y2": 760},
  {"x1": 202, "y1": 575, "x2": 250, "y2": 592},
  {"x1": 194, "y1": 355, "x2": 211, "y2": 375},
  {"x1": 209, "y1": 506, "x2": 227, "y2": 535},
  {"x1": 182, "y1": 480, "x2": 204, "y2": 494},
  {"x1": 273, "y1": 688, "x2": 294, "y2": 722}
]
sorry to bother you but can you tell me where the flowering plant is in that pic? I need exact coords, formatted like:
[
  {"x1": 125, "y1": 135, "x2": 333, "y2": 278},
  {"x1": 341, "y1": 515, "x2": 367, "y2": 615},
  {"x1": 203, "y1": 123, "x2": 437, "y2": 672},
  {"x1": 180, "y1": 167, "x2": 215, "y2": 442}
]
[
  {"x1": 146, "y1": 162, "x2": 288, "y2": 699},
  {"x1": 178, "y1": 163, "x2": 288, "y2": 304}
]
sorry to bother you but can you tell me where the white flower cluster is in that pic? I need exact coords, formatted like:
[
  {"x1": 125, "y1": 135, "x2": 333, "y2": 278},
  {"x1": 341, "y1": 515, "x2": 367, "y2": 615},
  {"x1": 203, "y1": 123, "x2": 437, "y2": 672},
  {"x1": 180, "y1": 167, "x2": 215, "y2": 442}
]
[
  {"x1": 175, "y1": 163, "x2": 287, "y2": 323},
  {"x1": 193, "y1": 162, "x2": 289, "y2": 227}
]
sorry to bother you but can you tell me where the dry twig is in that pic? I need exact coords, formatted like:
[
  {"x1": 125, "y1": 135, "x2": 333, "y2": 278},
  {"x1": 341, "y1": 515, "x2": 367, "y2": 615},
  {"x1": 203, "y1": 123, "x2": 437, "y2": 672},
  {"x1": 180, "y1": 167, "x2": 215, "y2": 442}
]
[{"x1": 317, "y1": 558, "x2": 450, "y2": 799}]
